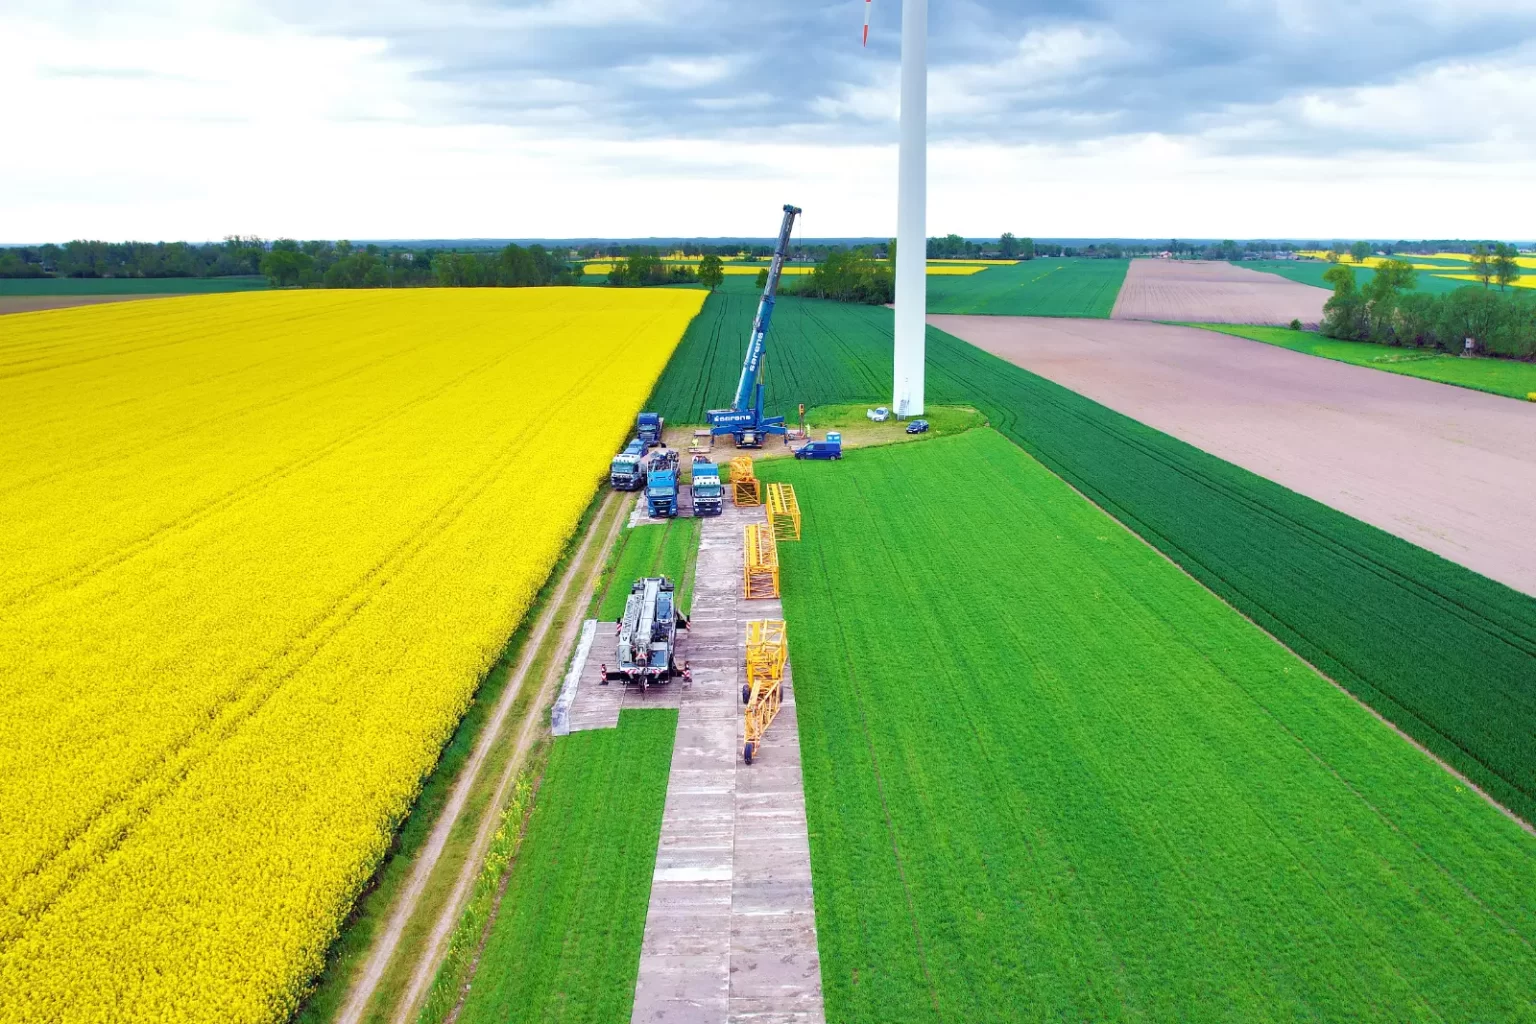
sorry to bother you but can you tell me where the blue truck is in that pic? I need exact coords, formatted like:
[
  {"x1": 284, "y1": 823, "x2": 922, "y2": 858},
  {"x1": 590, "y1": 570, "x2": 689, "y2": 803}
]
[
  {"x1": 691, "y1": 459, "x2": 723, "y2": 516},
  {"x1": 637, "y1": 412, "x2": 665, "y2": 448},
  {"x1": 646, "y1": 449, "x2": 680, "y2": 518},
  {"x1": 610, "y1": 438, "x2": 647, "y2": 490},
  {"x1": 794, "y1": 431, "x2": 842, "y2": 460}
]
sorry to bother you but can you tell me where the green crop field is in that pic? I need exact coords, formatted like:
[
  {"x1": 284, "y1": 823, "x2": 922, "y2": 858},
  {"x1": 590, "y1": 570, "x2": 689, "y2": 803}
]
[
  {"x1": 1239, "y1": 260, "x2": 1471, "y2": 295},
  {"x1": 0, "y1": 276, "x2": 270, "y2": 295},
  {"x1": 454, "y1": 709, "x2": 675, "y2": 1024},
  {"x1": 924, "y1": 258, "x2": 1127, "y2": 316},
  {"x1": 592, "y1": 517, "x2": 702, "y2": 620},
  {"x1": 647, "y1": 291, "x2": 892, "y2": 423},
  {"x1": 647, "y1": 292, "x2": 1536, "y2": 821},
  {"x1": 1189, "y1": 323, "x2": 1536, "y2": 400},
  {"x1": 758, "y1": 430, "x2": 1536, "y2": 1023},
  {"x1": 933, "y1": 334, "x2": 1536, "y2": 824}
]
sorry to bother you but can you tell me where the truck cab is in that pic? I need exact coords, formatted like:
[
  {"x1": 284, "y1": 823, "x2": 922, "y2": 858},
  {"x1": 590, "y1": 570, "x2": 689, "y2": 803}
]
[
  {"x1": 646, "y1": 449, "x2": 680, "y2": 518},
  {"x1": 691, "y1": 459, "x2": 723, "y2": 516},
  {"x1": 610, "y1": 438, "x2": 647, "y2": 490},
  {"x1": 637, "y1": 411, "x2": 665, "y2": 448}
]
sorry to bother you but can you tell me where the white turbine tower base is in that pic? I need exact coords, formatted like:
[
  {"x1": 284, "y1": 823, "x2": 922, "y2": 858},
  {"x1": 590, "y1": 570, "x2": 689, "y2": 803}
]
[{"x1": 892, "y1": 0, "x2": 927, "y2": 417}]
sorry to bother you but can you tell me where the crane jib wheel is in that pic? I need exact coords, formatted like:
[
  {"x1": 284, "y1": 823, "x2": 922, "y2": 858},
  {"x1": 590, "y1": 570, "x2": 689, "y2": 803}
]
[{"x1": 743, "y1": 741, "x2": 754, "y2": 765}]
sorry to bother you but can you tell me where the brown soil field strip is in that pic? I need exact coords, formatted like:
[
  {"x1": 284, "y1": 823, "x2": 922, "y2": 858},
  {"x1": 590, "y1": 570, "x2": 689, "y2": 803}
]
[
  {"x1": 1111, "y1": 258, "x2": 1329, "y2": 326},
  {"x1": 0, "y1": 294, "x2": 180, "y2": 315},
  {"x1": 930, "y1": 314, "x2": 1536, "y2": 596}
]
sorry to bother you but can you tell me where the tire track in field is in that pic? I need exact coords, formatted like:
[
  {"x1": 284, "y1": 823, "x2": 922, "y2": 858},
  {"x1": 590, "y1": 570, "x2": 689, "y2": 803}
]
[
  {"x1": 1, "y1": 322, "x2": 435, "y2": 499},
  {"x1": 365, "y1": 492, "x2": 628, "y2": 1024},
  {"x1": 1, "y1": 320, "x2": 567, "y2": 607},
  {"x1": 0, "y1": 343, "x2": 632, "y2": 942}
]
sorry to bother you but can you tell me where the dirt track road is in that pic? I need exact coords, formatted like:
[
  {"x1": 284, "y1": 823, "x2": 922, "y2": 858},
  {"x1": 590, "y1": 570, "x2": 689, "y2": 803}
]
[
  {"x1": 931, "y1": 315, "x2": 1536, "y2": 596},
  {"x1": 1111, "y1": 259, "x2": 1329, "y2": 326},
  {"x1": 0, "y1": 294, "x2": 178, "y2": 315}
]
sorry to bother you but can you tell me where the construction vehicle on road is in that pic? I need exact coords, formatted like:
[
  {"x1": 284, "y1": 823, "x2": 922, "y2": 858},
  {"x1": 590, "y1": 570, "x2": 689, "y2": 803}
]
[
  {"x1": 691, "y1": 458, "x2": 723, "y2": 516},
  {"x1": 645, "y1": 448, "x2": 680, "y2": 518},
  {"x1": 707, "y1": 205, "x2": 801, "y2": 449},
  {"x1": 604, "y1": 576, "x2": 685, "y2": 691},
  {"x1": 637, "y1": 411, "x2": 665, "y2": 448},
  {"x1": 610, "y1": 437, "x2": 646, "y2": 490}
]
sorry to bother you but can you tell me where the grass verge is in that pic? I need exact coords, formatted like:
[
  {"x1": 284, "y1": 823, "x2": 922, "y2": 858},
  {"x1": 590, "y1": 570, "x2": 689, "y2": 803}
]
[
  {"x1": 1186, "y1": 322, "x2": 1536, "y2": 400},
  {"x1": 449, "y1": 709, "x2": 677, "y2": 1024},
  {"x1": 759, "y1": 430, "x2": 1536, "y2": 1022}
]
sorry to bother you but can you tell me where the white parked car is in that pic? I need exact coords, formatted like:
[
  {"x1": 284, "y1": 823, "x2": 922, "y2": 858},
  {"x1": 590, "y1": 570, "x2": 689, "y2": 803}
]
[{"x1": 867, "y1": 406, "x2": 890, "y2": 422}]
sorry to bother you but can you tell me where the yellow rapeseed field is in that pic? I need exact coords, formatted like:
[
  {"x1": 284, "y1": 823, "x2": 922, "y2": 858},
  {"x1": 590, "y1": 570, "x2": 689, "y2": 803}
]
[{"x1": 0, "y1": 287, "x2": 702, "y2": 1023}]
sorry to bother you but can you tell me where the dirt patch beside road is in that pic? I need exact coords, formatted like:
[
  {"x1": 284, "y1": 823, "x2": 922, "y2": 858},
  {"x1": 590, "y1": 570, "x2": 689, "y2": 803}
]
[
  {"x1": 1112, "y1": 259, "x2": 1329, "y2": 326},
  {"x1": 931, "y1": 314, "x2": 1536, "y2": 596},
  {"x1": 0, "y1": 294, "x2": 179, "y2": 315}
]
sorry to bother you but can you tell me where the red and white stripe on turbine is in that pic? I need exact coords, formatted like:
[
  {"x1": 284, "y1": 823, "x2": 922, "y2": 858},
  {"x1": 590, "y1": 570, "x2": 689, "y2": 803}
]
[{"x1": 863, "y1": 0, "x2": 872, "y2": 45}]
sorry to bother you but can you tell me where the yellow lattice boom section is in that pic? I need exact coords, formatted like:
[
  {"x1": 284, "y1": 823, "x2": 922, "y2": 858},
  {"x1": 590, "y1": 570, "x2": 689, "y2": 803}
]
[
  {"x1": 767, "y1": 482, "x2": 802, "y2": 541},
  {"x1": 731, "y1": 455, "x2": 761, "y2": 506},
  {"x1": 743, "y1": 619, "x2": 788, "y2": 761},
  {"x1": 744, "y1": 522, "x2": 780, "y2": 599}
]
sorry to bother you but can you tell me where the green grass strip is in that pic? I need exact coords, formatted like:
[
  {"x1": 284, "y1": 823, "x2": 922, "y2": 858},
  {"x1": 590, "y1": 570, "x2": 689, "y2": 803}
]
[
  {"x1": 0, "y1": 276, "x2": 270, "y2": 295},
  {"x1": 759, "y1": 431, "x2": 1536, "y2": 1023},
  {"x1": 452, "y1": 709, "x2": 677, "y2": 1024},
  {"x1": 592, "y1": 516, "x2": 702, "y2": 620},
  {"x1": 413, "y1": 767, "x2": 540, "y2": 1024},
  {"x1": 1185, "y1": 322, "x2": 1536, "y2": 400},
  {"x1": 924, "y1": 257, "x2": 1128, "y2": 317}
]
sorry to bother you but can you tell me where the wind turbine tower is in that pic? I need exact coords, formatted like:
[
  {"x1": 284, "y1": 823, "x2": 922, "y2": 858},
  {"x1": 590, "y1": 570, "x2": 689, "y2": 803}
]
[{"x1": 891, "y1": 0, "x2": 926, "y2": 416}]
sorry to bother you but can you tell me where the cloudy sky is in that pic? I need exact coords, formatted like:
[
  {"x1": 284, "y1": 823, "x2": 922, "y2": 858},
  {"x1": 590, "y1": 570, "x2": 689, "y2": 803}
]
[{"x1": 4, "y1": 0, "x2": 1535, "y2": 241}]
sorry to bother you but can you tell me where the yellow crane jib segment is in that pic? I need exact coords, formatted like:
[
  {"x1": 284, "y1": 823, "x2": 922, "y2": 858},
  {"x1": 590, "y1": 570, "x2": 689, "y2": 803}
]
[
  {"x1": 731, "y1": 455, "x2": 761, "y2": 506},
  {"x1": 766, "y1": 482, "x2": 802, "y2": 541},
  {"x1": 744, "y1": 522, "x2": 780, "y2": 599},
  {"x1": 742, "y1": 619, "x2": 788, "y2": 764}
]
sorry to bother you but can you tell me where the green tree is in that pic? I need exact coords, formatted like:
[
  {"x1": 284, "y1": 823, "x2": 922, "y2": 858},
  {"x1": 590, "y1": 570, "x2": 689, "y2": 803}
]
[
  {"x1": 699, "y1": 254, "x2": 724, "y2": 291},
  {"x1": 259, "y1": 248, "x2": 312, "y2": 287},
  {"x1": 1350, "y1": 240, "x2": 1372, "y2": 263},
  {"x1": 999, "y1": 232, "x2": 1018, "y2": 258},
  {"x1": 1468, "y1": 244, "x2": 1494, "y2": 288},
  {"x1": 1321, "y1": 263, "x2": 1366, "y2": 340},
  {"x1": 1493, "y1": 243, "x2": 1521, "y2": 291},
  {"x1": 755, "y1": 268, "x2": 769, "y2": 290},
  {"x1": 1019, "y1": 237, "x2": 1035, "y2": 260}
]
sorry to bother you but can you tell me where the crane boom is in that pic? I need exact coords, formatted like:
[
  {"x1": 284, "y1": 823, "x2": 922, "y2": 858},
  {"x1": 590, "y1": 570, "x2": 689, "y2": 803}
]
[
  {"x1": 708, "y1": 204, "x2": 800, "y2": 447},
  {"x1": 731, "y1": 204, "x2": 801, "y2": 412}
]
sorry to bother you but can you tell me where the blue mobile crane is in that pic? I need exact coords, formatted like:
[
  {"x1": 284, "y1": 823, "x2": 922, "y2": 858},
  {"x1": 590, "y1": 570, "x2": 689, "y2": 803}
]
[{"x1": 706, "y1": 204, "x2": 802, "y2": 448}]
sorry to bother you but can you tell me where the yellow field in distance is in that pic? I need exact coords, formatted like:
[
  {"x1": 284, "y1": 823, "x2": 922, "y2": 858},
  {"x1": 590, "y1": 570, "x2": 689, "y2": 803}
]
[
  {"x1": 0, "y1": 287, "x2": 701, "y2": 1022},
  {"x1": 580, "y1": 263, "x2": 985, "y2": 276}
]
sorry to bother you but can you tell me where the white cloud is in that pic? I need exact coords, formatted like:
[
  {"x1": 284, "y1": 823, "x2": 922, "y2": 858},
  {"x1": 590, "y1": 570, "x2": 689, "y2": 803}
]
[{"x1": 2, "y1": 3, "x2": 1535, "y2": 241}]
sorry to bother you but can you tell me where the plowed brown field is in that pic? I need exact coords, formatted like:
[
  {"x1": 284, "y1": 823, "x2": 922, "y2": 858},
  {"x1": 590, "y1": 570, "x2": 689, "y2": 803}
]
[{"x1": 1112, "y1": 259, "x2": 1329, "y2": 325}]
